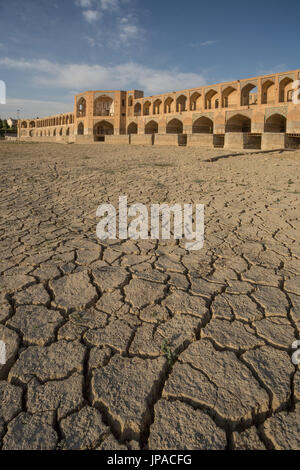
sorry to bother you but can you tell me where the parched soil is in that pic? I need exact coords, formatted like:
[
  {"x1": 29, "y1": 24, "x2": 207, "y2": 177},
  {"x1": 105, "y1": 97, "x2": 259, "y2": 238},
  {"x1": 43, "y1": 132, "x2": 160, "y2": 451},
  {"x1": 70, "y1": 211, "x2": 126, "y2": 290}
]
[{"x1": 0, "y1": 141, "x2": 299, "y2": 450}]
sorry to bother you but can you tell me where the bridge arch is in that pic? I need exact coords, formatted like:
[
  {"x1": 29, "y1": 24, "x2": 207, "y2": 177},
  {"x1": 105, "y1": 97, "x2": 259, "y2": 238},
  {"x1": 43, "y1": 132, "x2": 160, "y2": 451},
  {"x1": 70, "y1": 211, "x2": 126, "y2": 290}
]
[
  {"x1": 166, "y1": 118, "x2": 183, "y2": 134},
  {"x1": 145, "y1": 120, "x2": 158, "y2": 134},
  {"x1": 265, "y1": 114, "x2": 286, "y2": 133},
  {"x1": 94, "y1": 120, "x2": 114, "y2": 136},
  {"x1": 192, "y1": 116, "x2": 214, "y2": 133},
  {"x1": 77, "y1": 122, "x2": 84, "y2": 135},
  {"x1": 127, "y1": 122, "x2": 138, "y2": 134},
  {"x1": 226, "y1": 114, "x2": 251, "y2": 133}
]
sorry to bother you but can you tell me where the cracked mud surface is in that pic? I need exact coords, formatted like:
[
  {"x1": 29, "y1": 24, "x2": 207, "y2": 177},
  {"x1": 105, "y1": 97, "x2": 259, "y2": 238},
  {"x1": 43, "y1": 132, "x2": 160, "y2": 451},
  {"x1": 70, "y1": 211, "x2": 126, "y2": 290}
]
[{"x1": 0, "y1": 142, "x2": 299, "y2": 450}]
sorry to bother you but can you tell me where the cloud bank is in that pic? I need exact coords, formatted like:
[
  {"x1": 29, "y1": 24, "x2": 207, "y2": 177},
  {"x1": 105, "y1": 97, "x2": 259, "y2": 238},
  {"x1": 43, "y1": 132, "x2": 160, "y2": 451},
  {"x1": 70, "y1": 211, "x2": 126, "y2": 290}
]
[{"x1": 0, "y1": 57, "x2": 207, "y2": 95}]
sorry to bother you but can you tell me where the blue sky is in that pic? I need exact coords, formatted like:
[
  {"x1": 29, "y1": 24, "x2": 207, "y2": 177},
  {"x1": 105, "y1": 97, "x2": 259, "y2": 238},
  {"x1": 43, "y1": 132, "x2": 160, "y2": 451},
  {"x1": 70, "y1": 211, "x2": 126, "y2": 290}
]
[{"x1": 0, "y1": 0, "x2": 299, "y2": 118}]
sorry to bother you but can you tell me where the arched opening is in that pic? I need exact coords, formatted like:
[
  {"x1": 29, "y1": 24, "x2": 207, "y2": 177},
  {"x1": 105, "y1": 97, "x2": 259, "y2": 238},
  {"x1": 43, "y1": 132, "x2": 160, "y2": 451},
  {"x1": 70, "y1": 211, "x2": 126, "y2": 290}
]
[
  {"x1": 21, "y1": 121, "x2": 27, "y2": 128},
  {"x1": 265, "y1": 114, "x2": 286, "y2": 133},
  {"x1": 190, "y1": 92, "x2": 201, "y2": 111},
  {"x1": 226, "y1": 114, "x2": 251, "y2": 133},
  {"x1": 164, "y1": 97, "x2": 174, "y2": 113},
  {"x1": 176, "y1": 95, "x2": 187, "y2": 112},
  {"x1": 262, "y1": 80, "x2": 275, "y2": 104},
  {"x1": 143, "y1": 101, "x2": 151, "y2": 116},
  {"x1": 279, "y1": 77, "x2": 294, "y2": 103},
  {"x1": 29, "y1": 121, "x2": 35, "y2": 128},
  {"x1": 128, "y1": 96, "x2": 133, "y2": 107},
  {"x1": 29, "y1": 130, "x2": 33, "y2": 137},
  {"x1": 241, "y1": 83, "x2": 258, "y2": 106},
  {"x1": 47, "y1": 130, "x2": 50, "y2": 136},
  {"x1": 205, "y1": 89, "x2": 218, "y2": 109},
  {"x1": 94, "y1": 120, "x2": 114, "y2": 137},
  {"x1": 59, "y1": 128, "x2": 63, "y2": 136},
  {"x1": 192, "y1": 116, "x2": 214, "y2": 133},
  {"x1": 77, "y1": 97, "x2": 86, "y2": 118},
  {"x1": 53, "y1": 129, "x2": 57, "y2": 136},
  {"x1": 134, "y1": 103, "x2": 141, "y2": 116},
  {"x1": 94, "y1": 95, "x2": 114, "y2": 116},
  {"x1": 77, "y1": 122, "x2": 84, "y2": 135},
  {"x1": 66, "y1": 116, "x2": 69, "y2": 125},
  {"x1": 145, "y1": 120, "x2": 158, "y2": 134},
  {"x1": 153, "y1": 99, "x2": 162, "y2": 115},
  {"x1": 222, "y1": 86, "x2": 238, "y2": 108},
  {"x1": 66, "y1": 128, "x2": 70, "y2": 136},
  {"x1": 127, "y1": 122, "x2": 138, "y2": 134},
  {"x1": 166, "y1": 119, "x2": 183, "y2": 134}
]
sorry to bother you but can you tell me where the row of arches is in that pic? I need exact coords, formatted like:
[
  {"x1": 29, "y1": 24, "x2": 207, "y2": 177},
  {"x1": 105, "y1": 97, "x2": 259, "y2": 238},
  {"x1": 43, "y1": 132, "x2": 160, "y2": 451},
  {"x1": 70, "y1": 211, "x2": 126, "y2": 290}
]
[
  {"x1": 29, "y1": 113, "x2": 288, "y2": 139},
  {"x1": 133, "y1": 78, "x2": 295, "y2": 116},
  {"x1": 21, "y1": 115, "x2": 74, "y2": 128},
  {"x1": 126, "y1": 113, "x2": 287, "y2": 135}
]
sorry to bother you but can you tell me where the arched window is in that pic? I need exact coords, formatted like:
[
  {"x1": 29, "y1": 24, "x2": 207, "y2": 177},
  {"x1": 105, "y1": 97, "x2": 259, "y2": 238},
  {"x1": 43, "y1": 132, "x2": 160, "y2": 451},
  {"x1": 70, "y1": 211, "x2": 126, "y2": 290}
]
[
  {"x1": 77, "y1": 97, "x2": 86, "y2": 117},
  {"x1": 94, "y1": 96, "x2": 114, "y2": 116},
  {"x1": 134, "y1": 103, "x2": 141, "y2": 116}
]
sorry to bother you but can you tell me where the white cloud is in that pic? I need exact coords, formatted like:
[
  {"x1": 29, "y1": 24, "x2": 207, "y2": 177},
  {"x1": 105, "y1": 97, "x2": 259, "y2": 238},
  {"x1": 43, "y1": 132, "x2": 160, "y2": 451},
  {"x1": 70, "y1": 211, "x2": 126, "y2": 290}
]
[
  {"x1": 82, "y1": 9, "x2": 102, "y2": 22},
  {"x1": 75, "y1": 0, "x2": 122, "y2": 23},
  {"x1": 100, "y1": 0, "x2": 120, "y2": 11},
  {"x1": 0, "y1": 98, "x2": 72, "y2": 120},
  {"x1": 118, "y1": 15, "x2": 139, "y2": 42},
  {"x1": 0, "y1": 57, "x2": 207, "y2": 96},
  {"x1": 191, "y1": 40, "x2": 218, "y2": 47}
]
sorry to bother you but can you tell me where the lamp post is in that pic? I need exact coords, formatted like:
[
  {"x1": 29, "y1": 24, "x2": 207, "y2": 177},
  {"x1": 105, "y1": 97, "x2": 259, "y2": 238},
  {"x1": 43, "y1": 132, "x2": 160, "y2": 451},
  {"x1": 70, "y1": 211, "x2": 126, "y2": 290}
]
[{"x1": 17, "y1": 109, "x2": 20, "y2": 140}]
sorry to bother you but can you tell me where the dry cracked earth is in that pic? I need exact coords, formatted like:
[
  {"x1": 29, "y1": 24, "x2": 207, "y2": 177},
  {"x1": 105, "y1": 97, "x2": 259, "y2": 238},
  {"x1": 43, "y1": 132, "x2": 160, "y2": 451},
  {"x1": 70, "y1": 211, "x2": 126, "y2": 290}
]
[{"x1": 0, "y1": 141, "x2": 299, "y2": 451}]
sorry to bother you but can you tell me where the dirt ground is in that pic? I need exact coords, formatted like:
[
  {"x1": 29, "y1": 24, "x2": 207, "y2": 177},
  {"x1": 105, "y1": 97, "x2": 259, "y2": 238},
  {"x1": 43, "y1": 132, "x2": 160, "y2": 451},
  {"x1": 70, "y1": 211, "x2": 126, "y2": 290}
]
[{"x1": 0, "y1": 141, "x2": 299, "y2": 450}]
